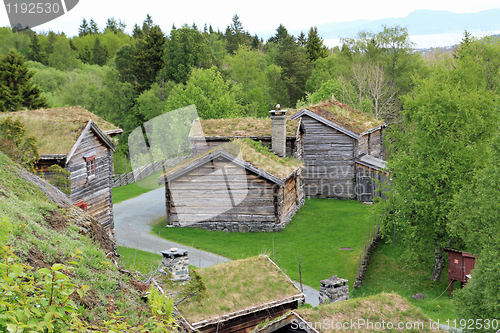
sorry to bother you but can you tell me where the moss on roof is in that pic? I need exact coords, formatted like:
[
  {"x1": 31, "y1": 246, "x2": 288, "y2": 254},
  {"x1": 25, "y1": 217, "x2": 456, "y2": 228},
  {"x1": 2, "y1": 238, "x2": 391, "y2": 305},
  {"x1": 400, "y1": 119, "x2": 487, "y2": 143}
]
[
  {"x1": 289, "y1": 100, "x2": 384, "y2": 135},
  {"x1": 0, "y1": 106, "x2": 120, "y2": 155},
  {"x1": 177, "y1": 255, "x2": 301, "y2": 323},
  {"x1": 295, "y1": 292, "x2": 446, "y2": 333},
  {"x1": 190, "y1": 117, "x2": 299, "y2": 138},
  {"x1": 161, "y1": 138, "x2": 302, "y2": 181}
]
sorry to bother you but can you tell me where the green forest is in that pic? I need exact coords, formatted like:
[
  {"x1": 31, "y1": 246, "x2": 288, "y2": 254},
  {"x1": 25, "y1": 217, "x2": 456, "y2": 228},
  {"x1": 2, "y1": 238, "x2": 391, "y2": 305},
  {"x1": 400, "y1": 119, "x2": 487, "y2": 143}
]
[{"x1": 2, "y1": 13, "x2": 500, "y2": 328}]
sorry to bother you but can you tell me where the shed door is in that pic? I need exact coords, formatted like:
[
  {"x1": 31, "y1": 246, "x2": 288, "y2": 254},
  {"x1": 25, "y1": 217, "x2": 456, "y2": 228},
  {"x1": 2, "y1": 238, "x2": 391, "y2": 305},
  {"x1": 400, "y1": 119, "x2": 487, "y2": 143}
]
[
  {"x1": 464, "y1": 257, "x2": 476, "y2": 278},
  {"x1": 357, "y1": 169, "x2": 373, "y2": 202},
  {"x1": 448, "y1": 252, "x2": 464, "y2": 281}
]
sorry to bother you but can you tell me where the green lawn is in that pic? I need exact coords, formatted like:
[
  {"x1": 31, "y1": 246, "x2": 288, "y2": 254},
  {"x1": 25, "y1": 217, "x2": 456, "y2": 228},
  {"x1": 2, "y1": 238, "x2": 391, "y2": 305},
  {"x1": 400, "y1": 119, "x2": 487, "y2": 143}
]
[
  {"x1": 151, "y1": 198, "x2": 375, "y2": 290},
  {"x1": 117, "y1": 246, "x2": 163, "y2": 274},
  {"x1": 351, "y1": 242, "x2": 457, "y2": 323},
  {"x1": 112, "y1": 170, "x2": 163, "y2": 204}
]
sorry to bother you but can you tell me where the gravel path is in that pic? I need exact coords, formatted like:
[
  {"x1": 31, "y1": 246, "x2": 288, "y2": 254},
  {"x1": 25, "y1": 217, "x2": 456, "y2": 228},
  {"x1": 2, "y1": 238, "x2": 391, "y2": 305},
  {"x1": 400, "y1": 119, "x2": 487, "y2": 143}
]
[{"x1": 113, "y1": 187, "x2": 319, "y2": 306}]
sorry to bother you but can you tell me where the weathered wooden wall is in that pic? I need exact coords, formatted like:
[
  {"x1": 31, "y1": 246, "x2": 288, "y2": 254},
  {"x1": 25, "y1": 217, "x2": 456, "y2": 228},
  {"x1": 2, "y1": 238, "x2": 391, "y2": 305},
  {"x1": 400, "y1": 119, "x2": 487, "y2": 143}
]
[
  {"x1": 166, "y1": 160, "x2": 276, "y2": 229},
  {"x1": 358, "y1": 128, "x2": 384, "y2": 159},
  {"x1": 190, "y1": 137, "x2": 296, "y2": 157},
  {"x1": 300, "y1": 115, "x2": 357, "y2": 199},
  {"x1": 355, "y1": 163, "x2": 387, "y2": 202},
  {"x1": 67, "y1": 129, "x2": 114, "y2": 231}
]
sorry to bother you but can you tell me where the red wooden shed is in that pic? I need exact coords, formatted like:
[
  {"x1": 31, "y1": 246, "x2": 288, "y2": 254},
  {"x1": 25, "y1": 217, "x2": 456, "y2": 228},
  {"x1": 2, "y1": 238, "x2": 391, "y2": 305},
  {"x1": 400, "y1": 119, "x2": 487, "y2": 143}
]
[{"x1": 444, "y1": 248, "x2": 476, "y2": 297}]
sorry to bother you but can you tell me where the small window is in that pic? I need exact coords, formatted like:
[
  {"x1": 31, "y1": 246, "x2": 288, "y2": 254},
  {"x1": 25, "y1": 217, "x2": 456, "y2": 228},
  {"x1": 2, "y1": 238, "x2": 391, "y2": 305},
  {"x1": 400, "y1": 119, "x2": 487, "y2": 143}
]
[{"x1": 86, "y1": 156, "x2": 96, "y2": 179}]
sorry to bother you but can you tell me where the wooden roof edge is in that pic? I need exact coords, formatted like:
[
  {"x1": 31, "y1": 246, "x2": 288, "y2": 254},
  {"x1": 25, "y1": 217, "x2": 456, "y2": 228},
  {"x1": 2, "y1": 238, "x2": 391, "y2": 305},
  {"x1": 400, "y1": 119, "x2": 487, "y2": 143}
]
[
  {"x1": 292, "y1": 311, "x2": 322, "y2": 333},
  {"x1": 39, "y1": 154, "x2": 67, "y2": 160},
  {"x1": 355, "y1": 157, "x2": 388, "y2": 173},
  {"x1": 191, "y1": 293, "x2": 305, "y2": 329},
  {"x1": 443, "y1": 248, "x2": 476, "y2": 257},
  {"x1": 159, "y1": 150, "x2": 287, "y2": 186},
  {"x1": 290, "y1": 109, "x2": 361, "y2": 140},
  {"x1": 189, "y1": 135, "x2": 297, "y2": 141},
  {"x1": 65, "y1": 120, "x2": 116, "y2": 164},
  {"x1": 360, "y1": 124, "x2": 387, "y2": 137},
  {"x1": 103, "y1": 128, "x2": 124, "y2": 135}
]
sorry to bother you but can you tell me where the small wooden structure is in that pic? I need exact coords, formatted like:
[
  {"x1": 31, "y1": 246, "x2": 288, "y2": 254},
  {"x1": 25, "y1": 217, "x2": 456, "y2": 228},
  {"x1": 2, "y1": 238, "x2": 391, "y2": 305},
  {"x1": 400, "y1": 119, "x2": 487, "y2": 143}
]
[
  {"x1": 159, "y1": 140, "x2": 304, "y2": 232},
  {"x1": 355, "y1": 154, "x2": 389, "y2": 202},
  {"x1": 444, "y1": 248, "x2": 476, "y2": 297},
  {"x1": 358, "y1": 124, "x2": 386, "y2": 160},
  {"x1": 5, "y1": 107, "x2": 122, "y2": 231}
]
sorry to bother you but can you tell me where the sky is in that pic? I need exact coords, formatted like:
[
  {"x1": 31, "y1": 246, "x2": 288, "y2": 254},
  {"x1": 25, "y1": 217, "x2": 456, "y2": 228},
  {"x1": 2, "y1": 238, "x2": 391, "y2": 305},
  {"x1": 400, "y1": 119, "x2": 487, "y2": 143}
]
[{"x1": 1, "y1": 0, "x2": 499, "y2": 45}]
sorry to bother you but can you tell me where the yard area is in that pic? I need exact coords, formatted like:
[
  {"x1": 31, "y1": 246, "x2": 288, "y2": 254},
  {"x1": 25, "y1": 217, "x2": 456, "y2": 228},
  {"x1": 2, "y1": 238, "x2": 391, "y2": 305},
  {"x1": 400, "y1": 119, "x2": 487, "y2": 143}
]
[
  {"x1": 351, "y1": 242, "x2": 458, "y2": 322},
  {"x1": 112, "y1": 170, "x2": 163, "y2": 204},
  {"x1": 151, "y1": 198, "x2": 375, "y2": 290}
]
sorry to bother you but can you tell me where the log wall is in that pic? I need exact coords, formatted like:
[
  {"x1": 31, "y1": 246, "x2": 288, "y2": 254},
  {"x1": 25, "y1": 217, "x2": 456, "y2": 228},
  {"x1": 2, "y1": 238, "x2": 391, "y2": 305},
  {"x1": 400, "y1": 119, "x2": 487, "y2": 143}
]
[
  {"x1": 165, "y1": 159, "x2": 304, "y2": 232},
  {"x1": 358, "y1": 128, "x2": 384, "y2": 159},
  {"x1": 67, "y1": 129, "x2": 114, "y2": 231},
  {"x1": 301, "y1": 115, "x2": 357, "y2": 199}
]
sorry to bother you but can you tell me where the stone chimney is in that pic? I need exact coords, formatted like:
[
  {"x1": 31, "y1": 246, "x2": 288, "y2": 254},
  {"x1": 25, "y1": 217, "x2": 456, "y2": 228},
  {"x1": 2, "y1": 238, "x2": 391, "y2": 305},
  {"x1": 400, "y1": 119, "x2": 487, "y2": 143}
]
[
  {"x1": 161, "y1": 248, "x2": 189, "y2": 281},
  {"x1": 270, "y1": 104, "x2": 287, "y2": 158}
]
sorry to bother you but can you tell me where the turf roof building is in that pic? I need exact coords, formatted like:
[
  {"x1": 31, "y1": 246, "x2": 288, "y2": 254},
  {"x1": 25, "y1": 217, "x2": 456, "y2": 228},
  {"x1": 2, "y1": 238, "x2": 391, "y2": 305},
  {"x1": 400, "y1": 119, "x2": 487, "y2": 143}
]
[{"x1": 3, "y1": 106, "x2": 122, "y2": 232}]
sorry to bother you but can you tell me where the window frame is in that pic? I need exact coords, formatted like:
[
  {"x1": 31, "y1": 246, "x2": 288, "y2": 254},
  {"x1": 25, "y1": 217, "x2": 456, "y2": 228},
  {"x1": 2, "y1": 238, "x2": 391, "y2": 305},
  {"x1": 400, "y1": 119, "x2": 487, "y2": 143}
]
[{"x1": 86, "y1": 155, "x2": 96, "y2": 180}]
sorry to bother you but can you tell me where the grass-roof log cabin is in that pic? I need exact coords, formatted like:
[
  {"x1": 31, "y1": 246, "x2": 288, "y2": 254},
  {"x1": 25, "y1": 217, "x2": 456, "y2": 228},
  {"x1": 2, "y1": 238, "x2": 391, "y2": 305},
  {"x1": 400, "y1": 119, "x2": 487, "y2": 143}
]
[
  {"x1": 159, "y1": 138, "x2": 304, "y2": 232},
  {"x1": 175, "y1": 255, "x2": 305, "y2": 333},
  {"x1": 1, "y1": 106, "x2": 123, "y2": 232}
]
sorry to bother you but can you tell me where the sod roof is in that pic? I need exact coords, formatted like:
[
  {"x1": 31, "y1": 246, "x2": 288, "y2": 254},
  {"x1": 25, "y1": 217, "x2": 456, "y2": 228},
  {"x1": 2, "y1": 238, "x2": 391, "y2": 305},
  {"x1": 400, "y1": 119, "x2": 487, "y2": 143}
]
[
  {"x1": 295, "y1": 292, "x2": 446, "y2": 333},
  {"x1": 160, "y1": 138, "x2": 302, "y2": 182},
  {"x1": 289, "y1": 100, "x2": 384, "y2": 135},
  {"x1": 0, "y1": 106, "x2": 121, "y2": 155},
  {"x1": 177, "y1": 255, "x2": 302, "y2": 324},
  {"x1": 189, "y1": 117, "x2": 299, "y2": 138}
]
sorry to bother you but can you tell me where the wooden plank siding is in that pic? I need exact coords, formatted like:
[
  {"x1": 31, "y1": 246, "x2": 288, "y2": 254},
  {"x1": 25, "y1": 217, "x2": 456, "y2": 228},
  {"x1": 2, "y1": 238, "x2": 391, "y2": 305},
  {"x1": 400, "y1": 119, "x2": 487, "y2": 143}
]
[
  {"x1": 358, "y1": 127, "x2": 384, "y2": 159},
  {"x1": 300, "y1": 115, "x2": 357, "y2": 199},
  {"x1": 67, "y1": 128, "x2": 114, "y2": 231},
  {"x1": 355, "y1": 163, "x2": 387, "y2": 202}
]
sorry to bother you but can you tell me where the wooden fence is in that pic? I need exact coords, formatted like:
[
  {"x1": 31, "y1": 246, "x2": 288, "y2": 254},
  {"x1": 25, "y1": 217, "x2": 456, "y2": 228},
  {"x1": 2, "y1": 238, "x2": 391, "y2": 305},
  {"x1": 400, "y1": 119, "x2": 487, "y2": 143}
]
[
  {"x1": 113, "y1": 154, "x2": 190, "y2": 188},
  {"x1": 354, "y1": 218, "x2": 381, "y2": 289}
]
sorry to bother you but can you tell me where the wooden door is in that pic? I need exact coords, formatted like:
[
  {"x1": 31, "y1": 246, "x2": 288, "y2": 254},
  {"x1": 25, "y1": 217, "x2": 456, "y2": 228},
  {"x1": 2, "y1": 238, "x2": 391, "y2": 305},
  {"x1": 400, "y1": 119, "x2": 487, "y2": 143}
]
[{"x1": 448, "y1": 252, "x2": 464, "y2": 281}]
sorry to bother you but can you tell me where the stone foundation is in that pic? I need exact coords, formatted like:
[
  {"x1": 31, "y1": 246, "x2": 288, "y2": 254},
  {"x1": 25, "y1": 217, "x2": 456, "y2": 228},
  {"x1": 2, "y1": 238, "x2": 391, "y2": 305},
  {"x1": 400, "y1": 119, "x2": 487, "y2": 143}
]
[{"x1": 319, "y1": 275, "x2": 349, "y2": 305}]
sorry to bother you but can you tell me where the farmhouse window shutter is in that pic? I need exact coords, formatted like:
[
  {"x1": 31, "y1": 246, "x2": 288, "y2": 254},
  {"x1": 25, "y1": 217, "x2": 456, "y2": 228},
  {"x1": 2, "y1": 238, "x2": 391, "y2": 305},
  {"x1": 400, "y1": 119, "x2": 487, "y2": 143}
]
[{"x1": 74, "y1": 200, "x2": 87, "y2": 212}]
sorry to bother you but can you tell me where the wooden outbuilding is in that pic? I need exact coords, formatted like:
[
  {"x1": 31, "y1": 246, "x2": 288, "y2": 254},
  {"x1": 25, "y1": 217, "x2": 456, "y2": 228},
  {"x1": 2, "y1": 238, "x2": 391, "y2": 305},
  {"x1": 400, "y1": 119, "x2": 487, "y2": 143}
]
[
  {"x1": 355, "y1": 154, "x2": 389, "y2": 202},
  {"x1": 358, "y1": 124, "x2": 386, "y2": 160},
  {"x1": 159, "y1": 138, "x2": 304, "y2": 232},
  {"x1": 3, "y1": 107, "x2": 122, "y2": 231},
  {"x1": 444, "y1": 248, "x2": 476, "y2": 297}
]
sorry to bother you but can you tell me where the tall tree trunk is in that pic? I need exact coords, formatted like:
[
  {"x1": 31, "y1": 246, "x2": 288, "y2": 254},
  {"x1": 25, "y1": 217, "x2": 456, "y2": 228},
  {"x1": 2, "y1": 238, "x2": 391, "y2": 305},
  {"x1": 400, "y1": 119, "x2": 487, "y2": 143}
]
[{"x1": 430, "y1": 242, "x2": 445, "y2": 281}]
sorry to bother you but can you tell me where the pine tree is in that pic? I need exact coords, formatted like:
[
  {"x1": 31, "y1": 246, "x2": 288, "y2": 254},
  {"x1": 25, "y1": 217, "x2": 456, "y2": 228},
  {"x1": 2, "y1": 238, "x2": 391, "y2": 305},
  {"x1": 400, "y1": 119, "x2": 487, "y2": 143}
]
[
  {"x1": 132, "y1": 23, "x2": 144, "y2": 39},
  {"x1": 28, "y1": 32, "x2": 47, "y2": 64},
  {"x1": 92, "y1": 36, "x2": 108, "y2": 66},
  {"x1": 306, "y1": 27, "x2": 328, "y2": 62},
  {"x1": 297, "y1": 31, "x2": 307, "y2": 47},
  {"x1": 268, "y1": 24, "x2": 289, "y2": 44},
  {"x1": 134, "y1": 25, "x2": 165, "y2": 92},
  {"x1": 89, "y1": 18, "x2": 99, "y2": 34},
  {"x1": 225, "y1": 14, "x2": 246, "y2": 54},
  {"x1": 78, "y1": 45, "x2": 93, "y2": 64},
  {"x1": 78, "y1": 18, "x2": 90, "y2": 37},
  {"x1": 142, "y1": 14, "x2": 154, "y2": 36},
  {"x1": 0, "y1": 51, "x2": 49, "y2": 112}
]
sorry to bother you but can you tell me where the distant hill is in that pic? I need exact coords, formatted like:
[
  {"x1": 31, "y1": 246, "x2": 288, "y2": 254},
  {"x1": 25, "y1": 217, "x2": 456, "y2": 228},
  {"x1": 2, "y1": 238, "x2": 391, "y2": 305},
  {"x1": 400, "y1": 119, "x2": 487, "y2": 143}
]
[
  {"x1": 316, "y1": 9, "x2": 500, "y2": 39},
  {"x1": 257, "y1": 9, "x2": 500, "y2": 41}
]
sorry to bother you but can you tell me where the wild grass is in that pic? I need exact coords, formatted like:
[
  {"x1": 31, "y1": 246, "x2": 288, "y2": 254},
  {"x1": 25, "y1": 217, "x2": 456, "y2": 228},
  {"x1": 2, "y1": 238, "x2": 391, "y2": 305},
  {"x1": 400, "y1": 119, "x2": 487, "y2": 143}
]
[
  {"x1": 117, "y1": 246, "x2": 163, "y2": 275},
  {"x1": 0, "y1": 106, "x2": 120, "y2": 154},
  {"x1": 152, "y1": 198, "x2": 375, "y2": 291},
  {"x1": 191, "y1": 118, "x2": 298, "y2": 137},
  {"x1": 296, "y1": 292, "x2": 447, "y2": 332},
  {"x1": 351, "y1": 242, "x2": 458, "y2": 323},
  {"x1": 289, "y1": 100, "x2": 384, "y2": 134},
  {"x1": 112, "y1": 170, "x2": 163, "y2": 204},
  {"x1": 0, "y1": 152, "x2": 148, "y2": 324},
  {"x1": 161, "y1": 138, "x2": 302, "y2": 181},
  {"x1": 177, "y1": 255, "x2": 300, "y2": 323}
]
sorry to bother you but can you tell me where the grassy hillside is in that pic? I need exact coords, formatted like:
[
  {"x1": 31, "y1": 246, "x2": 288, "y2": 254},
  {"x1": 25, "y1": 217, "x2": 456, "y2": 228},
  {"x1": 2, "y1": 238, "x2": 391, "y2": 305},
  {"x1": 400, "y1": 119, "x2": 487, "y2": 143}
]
[
  {"x1": 296, "y1": 292, "x2": 446, "y2": 332},
  {"x1": 0, "y1": 152, "x2": 170, "y2": 331}
]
